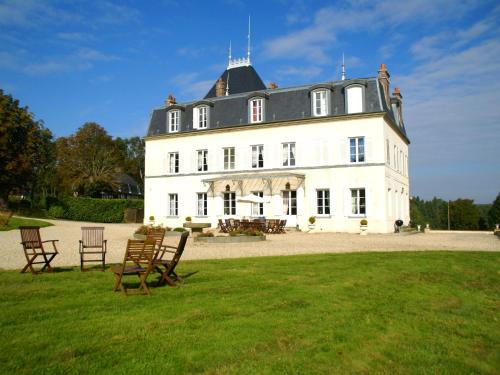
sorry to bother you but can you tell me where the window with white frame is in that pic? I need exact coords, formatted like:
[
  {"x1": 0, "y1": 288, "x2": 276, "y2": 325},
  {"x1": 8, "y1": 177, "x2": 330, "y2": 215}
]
[
  {"x1": 223, "y1": 147, "x2": 235, "y2": 170},
  {"x1": 317, "y1": 189, "x2": 330, "y2": 215},
  {"x1": 282, "y1": 142, "x2": 296, "y2": 167},
  {"x1": 346, "y1": 86, "x2": 363, "y2": 114},
  {"x1": 168, "y1": 152, "x2": 179, "y2": 174},
  {"x1": 197, "y1": 149, "x2": 208, "y2": 172},
  {"x1": 249, "y1": 98, "x2": 264, "y2": 123},
  {"x1": 251, "y1": 191, "x2": 264, "y2": 216},
  {"x1": 193, "y1": 106, "x2": 208, "y2": 129},
  {"x1": 349, "y1": 137, "x2": 365, "y2": 163},
  {"x1": 282, "y1": 190, "x2": 297, "y2": 215},
  {"x1": 351, "y1": 188, "x2": 366, "y2": 215},
  {"x1": 312, "y1": 89, "x2": 328, "y2": 116},
  {"x1": 168, "y1": 110, "x2": 180, "y2": 132},
  {"x1": 251, "y1": 145, "x2": 264, "y2": 168},
  {"x1": 197, "y1": 193, "x2": 207, "y2": 216},
  {"x1": 223, "y1": 192, "x2": 236, "y2": 215},
  {"x1": 168, "y1": 193, "x2": 178, "y2": 216}
]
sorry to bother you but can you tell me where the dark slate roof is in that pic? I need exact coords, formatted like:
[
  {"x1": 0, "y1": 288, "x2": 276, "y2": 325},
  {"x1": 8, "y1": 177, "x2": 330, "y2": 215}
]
[
  {"x1": 147, "y1": 74, "x2": 409, "y2": 143},
  {"x1": 204, "y1": 65, "x2": 266, "y2": 98}
]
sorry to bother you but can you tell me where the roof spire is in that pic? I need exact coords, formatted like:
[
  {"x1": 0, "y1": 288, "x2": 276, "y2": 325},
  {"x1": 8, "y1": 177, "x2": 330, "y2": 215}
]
[
  {"x1": 247, "y1": 15, "x2": 251, "y2": 64},
  {"x1": 227, "y1": 16, "x2": 253, "y2": 69},
  {"x1": 226, "y1": 71, "x2": 230, "y2": 96},
  {"x1": 228, "y1": 40, "x2": 232, "y2": 66},
  {"x1": 341, "y1": 53, "x2": 346, "y2": 81}
]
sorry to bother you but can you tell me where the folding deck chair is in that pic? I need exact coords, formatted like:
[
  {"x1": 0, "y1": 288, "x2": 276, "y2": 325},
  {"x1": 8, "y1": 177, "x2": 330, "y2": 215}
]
[
  {"x1": 112, "y1": 239, "x2": 156, "y2": 296},
  {"x1": 153, "y1": 231, "x2": 189, "y2": 287},
  {"x1": 19, "y1": 226, "x2": 59, "y2": 274},
  {"x1": 145, "y1": 226, "x2": 166, "y2": 250},
  {"x1": 218, "y1": 219, "x2": 228, "y2": 233},
  {"x1": 79, "y1": 227, "x2": 107, "y2": 271}
]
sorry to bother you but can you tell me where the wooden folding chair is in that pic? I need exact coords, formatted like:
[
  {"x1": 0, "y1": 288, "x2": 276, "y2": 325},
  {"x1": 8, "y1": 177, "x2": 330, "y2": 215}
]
[
  {"x1": 153, "y1": 231, "x2": 189, "y2": 287},
  {"x1": 146, "y1": 227, "x2": 166, "y2": 250},
  {"x1": 79, "y1": 227, "x2": 107, "y2": 271},
  {"x1": 279, "y1": 220, "x2": 287, "y2": 233},
  {"x1": 19, "y1": 226, "x2": 58, "y2": 274},
  {"x1": 111, "y1": 239, "x2": 156, "y2": 296},
  {"x1": 218, "y1": 219, "x2": 228, "y2": 233}
]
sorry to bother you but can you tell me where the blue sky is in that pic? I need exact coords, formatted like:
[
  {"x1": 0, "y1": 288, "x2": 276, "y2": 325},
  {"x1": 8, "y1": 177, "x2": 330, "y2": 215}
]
[{"x1": 1, "y1": 0, "x2": 499, "y2": 203}]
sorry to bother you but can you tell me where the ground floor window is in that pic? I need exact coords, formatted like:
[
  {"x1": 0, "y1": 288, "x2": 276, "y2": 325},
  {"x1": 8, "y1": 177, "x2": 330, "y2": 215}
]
[
  {"x1": 351, "y1": 188, "x2": 366, "y2": 215},
  {"x1": 168, "y1": 193, "x2": 178, "y2": 216},
  {"x1": 197, "y1": 193, "x2": 207, "y2": 216},
  {"x1": 317, "y1": 189, "x2": 330, "y2": 215},
  {"x1": 251, "y1": 191, "x2": 263, "y2": 216},
  {"x1": 282, "y1": 190, "x2": 297, "y2": 215},
  {"x1": 223, "y1": 192, "x2": 236, "y2": 215}
]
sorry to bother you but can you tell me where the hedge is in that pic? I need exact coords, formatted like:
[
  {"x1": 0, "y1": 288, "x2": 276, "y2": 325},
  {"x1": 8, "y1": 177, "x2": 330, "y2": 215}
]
[{"x1": 49, "y1": 197, "x2": 144, "y2": 223}]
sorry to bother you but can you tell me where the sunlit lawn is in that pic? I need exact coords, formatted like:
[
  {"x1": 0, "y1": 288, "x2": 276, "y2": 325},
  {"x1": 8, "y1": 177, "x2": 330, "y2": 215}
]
[
  {"x1": 0, "y1": 251, "x2": 498, "y2": 374},
  {"x1": 0, "y1": 216, "x2": 53, "y2": 231}
]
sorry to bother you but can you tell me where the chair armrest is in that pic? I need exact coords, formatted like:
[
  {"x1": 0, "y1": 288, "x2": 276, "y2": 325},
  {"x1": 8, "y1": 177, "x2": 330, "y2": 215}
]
[{"x1": 42, "y1": 240, "x2": 59, "y2": 243}]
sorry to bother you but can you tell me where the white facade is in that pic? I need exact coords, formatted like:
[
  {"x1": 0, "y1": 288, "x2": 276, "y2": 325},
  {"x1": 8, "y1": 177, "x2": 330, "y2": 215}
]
[{"x1": 144, "y1": 113, "x2": 410, "y2": 233}]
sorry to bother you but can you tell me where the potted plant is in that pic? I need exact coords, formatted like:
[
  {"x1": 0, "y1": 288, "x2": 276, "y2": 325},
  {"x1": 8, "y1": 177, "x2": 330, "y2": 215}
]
[
  {"x1": 359, "y1": 219, "x2": 368, "y2": 235},
  {"x1": 149, "y1": 215, "x2": 155, "y2": 225},
  {"x1": 308, "y1": 216, "x2": 316, "y2": 231},
  {"x1": 134, "y1": 225, "x2": 149, "y2": 240},
  {"x1": 185, "y1": 216, "x2": 192, "y2": 222}
]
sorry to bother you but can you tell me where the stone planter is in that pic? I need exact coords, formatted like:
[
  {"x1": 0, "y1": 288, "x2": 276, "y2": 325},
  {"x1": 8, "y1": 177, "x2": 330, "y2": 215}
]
[
  {"x1": 360, "y1": 225, "x2": 368, "y2": 235},
  {"x1": 165, "y1": 231, "x2": 183, "y2": 237},
  {"x1": 194, "y1": 235, "x2": 266, "y2": 243},
  {"x1": 183, "y1": 222, "x2": 211, "y2": 234}
]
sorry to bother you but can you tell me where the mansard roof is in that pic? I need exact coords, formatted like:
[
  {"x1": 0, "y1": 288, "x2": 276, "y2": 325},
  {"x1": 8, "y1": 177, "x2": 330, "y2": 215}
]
[{"x1": 204, "y1": 65, "x2": 266, "y2": 98}]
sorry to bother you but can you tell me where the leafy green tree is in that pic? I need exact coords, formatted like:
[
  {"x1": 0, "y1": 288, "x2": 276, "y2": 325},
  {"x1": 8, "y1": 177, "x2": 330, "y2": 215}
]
[
  {"x1": 0, "y1": 89, "x2": 54, "y2": 207},
  {"x1": 488, "y1": 193, "x2": 500, "y2": 229},
  {"x1": 449, "y1": 199, "x2": 479, "y2": 230},
  {"x1": 410, "y1": 197, "x2": 425, "y2": 227},
  {"x1": 114, "y1": 136, "x2": 145, "y2": 185}
]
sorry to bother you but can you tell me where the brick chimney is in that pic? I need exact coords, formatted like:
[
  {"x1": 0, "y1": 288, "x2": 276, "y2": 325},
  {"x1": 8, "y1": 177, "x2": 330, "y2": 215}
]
[
  {"x1": 391, "y1": 87, "x2": 404, "y2": 126},
  {"x1": 377, "y1": 63, "x2": 391, "y2": 108},
  {"x1": 215, "y1": 77, "x2": 226, "y2": 97},
  {"x1": 165, "y1": 94, "x2": 176, "y2": 106},
  {"x1": 268, "y1": 81, "x2": 278, "y2": 89}
]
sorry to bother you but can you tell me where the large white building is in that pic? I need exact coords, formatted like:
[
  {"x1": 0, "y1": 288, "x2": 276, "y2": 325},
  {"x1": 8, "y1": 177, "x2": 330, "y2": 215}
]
[{"x1": 144, "y1": 57, "x2": 410, "y2": 233}]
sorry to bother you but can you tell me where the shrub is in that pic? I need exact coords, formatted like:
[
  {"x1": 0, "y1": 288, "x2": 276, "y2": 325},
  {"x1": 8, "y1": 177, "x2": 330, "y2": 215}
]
[
  {"x1": 149, "y1": 215, "x2": 155, "y2": 221},
  {"x1": 309, "y1": 216, "x2": 316, "y2": 225},
  {"x1": 185, "y1": 216, "x2": 192, "y2": 222},
  {"x1": 173, "y1": 227, "x2": 187, "y2": 232},
  {"x1": 360, "y1": 219, "x2": 368, "y2": 225},
  {"x1": 228, "y1": 229, "x2": 263, "y2": 237},
  {"x1": 48, "y1": 205, "x2": 65, "y2": 219}
]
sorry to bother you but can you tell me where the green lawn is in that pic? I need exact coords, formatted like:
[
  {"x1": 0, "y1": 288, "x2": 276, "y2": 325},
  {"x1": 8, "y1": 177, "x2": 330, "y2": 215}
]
[
  {"x1": 0, "y1": 251, "x2": 499, "y2": 374},
  {"x1": 0, "y1": 216, "x2": 53, "y2": 231}
]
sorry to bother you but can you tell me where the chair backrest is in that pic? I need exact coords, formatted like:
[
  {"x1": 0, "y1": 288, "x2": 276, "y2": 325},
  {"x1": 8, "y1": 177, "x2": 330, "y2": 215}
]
[
  {"x1": 166, "y1": 231, "x2": 189, "y2": 273},
  {"x1": 146, "y1": 227, "x2": 166, "y2": 249},
  {"x1": 124, "y1": 239, "x2": 156, "y2": 266},
  {"x1": 81, "y1": 227, "x2": 104, "y2": 247},
  {"x1": 19, "y1": 226, "x2": 42, "y2": 249},
  {"x1": 218, "y1": 219, "x2": 227, "y2": 231}
]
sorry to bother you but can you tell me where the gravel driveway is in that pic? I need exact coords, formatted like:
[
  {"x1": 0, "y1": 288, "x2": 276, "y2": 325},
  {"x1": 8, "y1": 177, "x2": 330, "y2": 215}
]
[{"x1": 1, "y1": 218, "x2": 498, "y2": 270}]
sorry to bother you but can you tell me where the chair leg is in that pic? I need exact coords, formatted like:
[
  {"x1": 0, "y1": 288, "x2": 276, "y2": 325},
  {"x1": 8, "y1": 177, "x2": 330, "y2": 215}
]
[{"x1": 102, "y1": 253, "x2": 106, "y2": 271}]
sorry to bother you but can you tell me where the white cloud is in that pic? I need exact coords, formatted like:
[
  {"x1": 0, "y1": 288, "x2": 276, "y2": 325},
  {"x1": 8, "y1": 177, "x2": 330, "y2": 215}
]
[
  {"x1": 171, "y1": 72, "x2": 213, "y2": 100},
  {"x1": 76, "y1": 48, "x2": 118, "y2": 61}
]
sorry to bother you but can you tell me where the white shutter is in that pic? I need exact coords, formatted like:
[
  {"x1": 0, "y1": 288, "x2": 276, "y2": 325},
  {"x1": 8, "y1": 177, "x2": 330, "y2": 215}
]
[
  {"x1": 344, "y1": 188, "x2": 352, "y2": 217},
  {"x1": 341, "y1": 138, "x2": 347, "y2": 164},
  {"x1": 309, "y1": 187, "x2": 317, "y2": 216},
  {"x1": 273, "y1": 194, "x2": 282, "y2": 216},
  {"x1": 215, "y1": 194, "x2": 223, "y2": 216},
  {"x1": 365, "y1": 137, "x2": 373, "y2": 163},
  {"x1": 192, "y1": 107, "x2": 198, "y2": 130}
]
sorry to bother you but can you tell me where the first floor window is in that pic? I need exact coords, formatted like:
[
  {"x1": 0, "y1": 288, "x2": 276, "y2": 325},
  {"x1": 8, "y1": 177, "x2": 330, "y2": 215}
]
[
  {"x1": 251, "y1": 145, "x2": 264, "y2": 168},
  {"x1": 223, "y1": 192, "x2": 236, "y2": 215},
  {"x1": 351, "y1": 188, "x2": 366, "y2": 215},
  {"x1": 197, "y1": 149, "x2": 208, "y2": 172},
  {"x1": 350, "y1": 137, "x2": 365, "y2": 163},
  {"x1": 223, "y1": 147, "x2": 235, "y2": 170},
  {"x1": 168, "y1": 152, "x2": 179, "y2": 173},
  {"x1": 282, "y1": 190, "x2": 297, "y2": 215},
  {"x1": 251, "y1": 191, "x2": 264, "y2": 216},
  {"x1": 317, "y1": 189, "x2": 330, "y2": 215},
  {"x1": 282, "y1": 142, "x2": 296, "y2": 166},
  {"x1": 249, "y1": 98, "x2": 263, "y2": 123},
  {"x1": 168, "y1": 110, "x2": 179, "y2": 132},
  {"x1": 197, "y1": 193, "x2": 207, "y2": 216},
  {"x1": 168, "y1": 194, "x2": 178, "y2": 216}
]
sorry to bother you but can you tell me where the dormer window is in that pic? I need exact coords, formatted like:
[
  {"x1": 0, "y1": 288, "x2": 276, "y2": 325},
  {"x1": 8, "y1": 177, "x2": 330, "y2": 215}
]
[
  {"x1": 312, "y1": 89, "x2": 328, "y2": 116},
  {"x1": 346, "y1": 85, "x2": 364, "y2": 114},
  {"x1": 168, "y1": 110, "x2": 180, "y2": 132},
  {"x1": 249, "y1": 98, "x2": 264, "y2": 123},
  {"x1": 193, "y1": 105, "x2": 209, "y2": 129}
]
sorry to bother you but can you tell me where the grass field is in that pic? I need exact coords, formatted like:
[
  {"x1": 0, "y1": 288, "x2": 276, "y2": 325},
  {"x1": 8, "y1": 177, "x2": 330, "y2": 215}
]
[
  {"x1": 0, "y1": 251, "x2": 498, "y2": 374},
  {"x1": 0, "y1": 216, "x2": 53, "y2": 231}
]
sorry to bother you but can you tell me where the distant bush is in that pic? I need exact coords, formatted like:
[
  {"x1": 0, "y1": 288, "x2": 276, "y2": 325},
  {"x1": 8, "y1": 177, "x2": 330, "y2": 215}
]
[
  {"x1": 173, "y1": 227, "x2": 187, "y2": 232},
  {"x1": 48, "y1": 205, "x2": 65, "y2": 219}
]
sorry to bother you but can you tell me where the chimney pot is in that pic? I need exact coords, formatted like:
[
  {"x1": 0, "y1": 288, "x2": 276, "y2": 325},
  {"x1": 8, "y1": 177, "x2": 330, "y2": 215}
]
[
  {"x1": 268, "y1": 81, "x2": 278, "y2": 89},
  {"x1": 215, "y1": 77, "x2": 226, "y2": 97},
  {"x1": 166, "y1": 94, "x2": 176, "y2": 106}
]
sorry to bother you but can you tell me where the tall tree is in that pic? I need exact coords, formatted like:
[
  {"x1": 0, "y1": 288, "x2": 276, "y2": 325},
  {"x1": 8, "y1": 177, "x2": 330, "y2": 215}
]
[
  {"x1": 56, "y1": 122, "x2": 120, "y2": 195},
  {"x1": 488, "y1": 193, "x2": 500, "y2": 229},
  {"x1": 449, "y1": 199, "x2": 479, "y2": 230},
  {"x1": 0, "y1": 89, "x2": 54, "y2": 207},
  {"x1": 114, "y1": 136, "x2": 145, "y2": 185}
]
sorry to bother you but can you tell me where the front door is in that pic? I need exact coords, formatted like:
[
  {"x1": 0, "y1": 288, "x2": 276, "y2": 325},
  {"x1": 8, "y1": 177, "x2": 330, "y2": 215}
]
[{"x1": 282, "y1": 190, "x2": 297, "y2": 227}]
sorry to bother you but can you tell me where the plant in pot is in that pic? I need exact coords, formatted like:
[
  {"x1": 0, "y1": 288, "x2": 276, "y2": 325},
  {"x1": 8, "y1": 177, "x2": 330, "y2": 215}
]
[
  {"x1": 185, "y1": 216, "x2": 192, "y2": 222},
  {"x1": 149, "y1": 215, "x2": 155, "y2": 225},
  {"x1": 308, "y1": 216, "x2": 316, "y2": 231},
  {"x1": 359, "y1": 219, "x2": 368, "y2": 235},
  {"x1": 134, "y1": 225, "x2": 149, "y2": 240}
]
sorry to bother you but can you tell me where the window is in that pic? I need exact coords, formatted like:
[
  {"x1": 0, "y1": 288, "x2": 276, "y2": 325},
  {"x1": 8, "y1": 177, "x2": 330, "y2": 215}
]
[
  {"x1": 386, "y1": 139, "x2": 390, "y2": 165},
  {"x1": 168, "y1": 152, "x2": 179, "y2": 174},
  {"x1": 197, "y1": 193, "x2": 207, "y2": 216},
  {"x1": 346, "y1": 86, "x2": 363, "y2": 114},
  {"x1": 197, "y1": 149, "x2": 208, "y2": 172},
  {"x1": 251, "y1": 191, "x2": 264, "y2": 216},
  {"x1": 317, "y1": 189, "x2": 330, "y2": 215},
  {"x1": 282, "y1": 142, "x2": 296, "y2": 167},
  {"x1": 223, "y1": 147, "x2": 235, "y2": 170},
  {"x1": 282, "y1": 190, "x2": 297, "y2": 215},
  {"x1": 168, "y1": 110, "x2": 180, "y2": 132},
  {"x1": 349, "y1": 137, "x2": 365, "y2": 163},
  {"x1": 249, "y1": 98, "x2": 264, "y2": 123},
  {"x1": 223, "y1": 192, "x2": 236, "y2": 215},
  {"x1": 312, "y1": 90, "x2": 328, "y2": 116},
  {"x1": 168, "y1": 194, "x2": 178, "y2": 216},
  {"x1": 251, "y1": 145, "x2": 264, "y2": 168},
  {"x1": 351, "y1": 188, "x2": 366, "y2": 215},
  {"x1": 193, "y1": 106, "x2": 208, "y2": 129}
]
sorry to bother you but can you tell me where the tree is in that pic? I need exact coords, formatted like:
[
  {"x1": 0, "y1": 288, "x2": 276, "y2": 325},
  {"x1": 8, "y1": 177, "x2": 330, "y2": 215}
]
[
  {"x1": 449, "y1": 199, "x2": 479, "y2": 230},
  {"x1": 0, "y1": 89, "x2": 54, "y2": 207},
  {"x1": 114, "y1": 136, "x2": 145, "y2": 185},
  {"x1": 488, "y1": 193, "x2": 500, "y2": 229},
  {"x1": 56, "y1": 123, "x2": 120, "y2": 195}
]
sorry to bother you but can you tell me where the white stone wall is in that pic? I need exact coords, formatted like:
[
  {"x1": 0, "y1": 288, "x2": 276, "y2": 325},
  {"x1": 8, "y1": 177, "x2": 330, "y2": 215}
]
[{"x1": 144, "y1": 114, "x2": 410, "y2": 233}]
